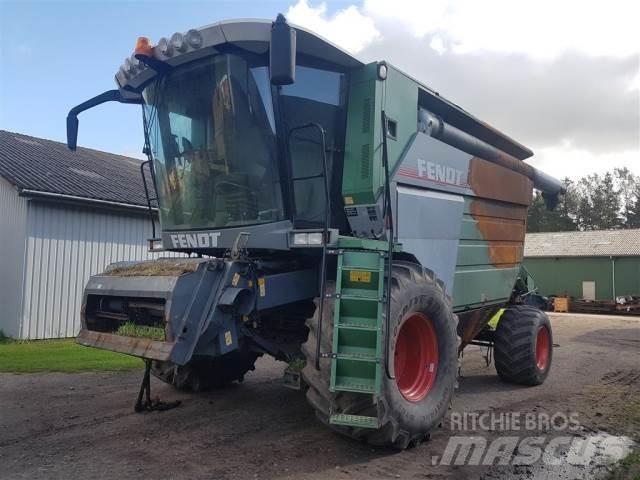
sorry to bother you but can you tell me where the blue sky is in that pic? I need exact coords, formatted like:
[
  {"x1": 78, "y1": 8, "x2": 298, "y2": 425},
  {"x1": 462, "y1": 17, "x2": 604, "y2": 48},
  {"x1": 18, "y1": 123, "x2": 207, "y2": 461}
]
[
  {"x1": 0, "y1": 0, "x2": 300, "y2": 157},
  {"x1": 1, "y1": 0, "x2": 637, "y2": 177}
]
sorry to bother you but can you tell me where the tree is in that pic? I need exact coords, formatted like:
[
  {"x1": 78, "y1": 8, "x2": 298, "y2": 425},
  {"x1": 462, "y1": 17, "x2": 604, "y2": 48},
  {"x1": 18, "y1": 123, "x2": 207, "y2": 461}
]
[
  {"x1": 526, "y1": 168, "x2": 638, "y2": 232},
  {"x1": 627, "y1": 181, "x2": 640, "y2": 228},
  {"x1": 614, "y1": 167, "x2": 639, "y2": 227},
  {"x1": 526, "y1": 178, "x2": 578, "y2": 232}
]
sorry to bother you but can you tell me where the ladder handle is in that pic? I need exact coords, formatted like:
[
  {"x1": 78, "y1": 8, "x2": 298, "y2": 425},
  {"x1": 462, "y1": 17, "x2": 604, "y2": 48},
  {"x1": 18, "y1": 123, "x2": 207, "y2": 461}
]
[{"x1": 381, "y1": 110, "x2": 396, "y2": 380}]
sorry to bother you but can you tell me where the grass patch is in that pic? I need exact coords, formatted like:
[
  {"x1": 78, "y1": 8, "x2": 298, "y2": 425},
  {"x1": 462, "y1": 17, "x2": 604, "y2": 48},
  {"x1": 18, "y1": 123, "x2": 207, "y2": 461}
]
[
  {"x1": 607, "y1": 448, "x2": 640, "y2": 480},
  {"x1": 116, "y1": 322, "x2": 165, "y2": 341},
  {"x1": 287, "y1": 358, "x2": 306, "y2": 372},
  {"x1": 0, "y1": 338, "x2": 141, "y2": 373},
  {"x1": 107, "y1": 260, "x2": 199, "y2": 277}
]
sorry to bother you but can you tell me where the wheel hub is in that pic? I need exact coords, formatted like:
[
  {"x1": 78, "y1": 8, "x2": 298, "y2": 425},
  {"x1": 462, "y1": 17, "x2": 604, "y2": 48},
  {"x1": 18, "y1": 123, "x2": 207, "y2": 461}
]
[
  {"x1": 535, "y1": 325, "x2": 551, "y2": 371},
  {"x1": 394, "y1": 312, "x2": 439, "y2": 402}
]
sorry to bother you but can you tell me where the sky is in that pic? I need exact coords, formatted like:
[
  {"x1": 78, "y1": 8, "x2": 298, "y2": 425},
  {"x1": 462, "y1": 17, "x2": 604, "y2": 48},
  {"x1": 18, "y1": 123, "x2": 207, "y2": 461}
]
[{"x1": 1, "y1": 0, "x2": 638, "y2": 179}]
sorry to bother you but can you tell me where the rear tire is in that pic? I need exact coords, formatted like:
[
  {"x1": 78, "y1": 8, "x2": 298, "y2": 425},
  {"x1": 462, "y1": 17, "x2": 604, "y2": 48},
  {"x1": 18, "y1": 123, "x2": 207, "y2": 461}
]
[
  {"x1": 301, "y1": 261, "x2": 458, "y2": 449},
  {"x1": 151, "y1": 346, "x2": 259, "y2": 392},
  {"x1": 494, "y1": 305, "x2": 553, "y2": 386}
]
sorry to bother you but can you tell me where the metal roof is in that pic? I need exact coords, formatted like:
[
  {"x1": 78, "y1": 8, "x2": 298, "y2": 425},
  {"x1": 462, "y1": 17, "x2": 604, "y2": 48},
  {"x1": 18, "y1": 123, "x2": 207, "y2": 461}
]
[
  {"x1": 525, "y1": 230, "x2": 640, "y2": 257},
  {"x1": 0, "y1": 130, "x2": 149, "y2": 209}
]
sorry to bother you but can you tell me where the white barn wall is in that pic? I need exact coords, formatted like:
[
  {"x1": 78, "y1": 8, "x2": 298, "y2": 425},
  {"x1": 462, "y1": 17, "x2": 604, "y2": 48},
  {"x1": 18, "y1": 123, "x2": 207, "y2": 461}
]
[
  {"x1": 0, "y1": 178, "x2": 28, "y2": 337},
  {"x1": 20, "y1": 200, "x2": 180, "y2": 339}
]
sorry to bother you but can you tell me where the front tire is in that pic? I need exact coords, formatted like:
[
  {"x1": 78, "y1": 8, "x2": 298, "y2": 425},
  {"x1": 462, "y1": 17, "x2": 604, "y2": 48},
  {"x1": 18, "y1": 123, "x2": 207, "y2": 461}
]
[
  {"x1": 301, "y1": 261, "x2": 458, "y2": 449},
  {"x1": 151, "y1": 346, "x2": 259, "y2": 392},
  {"x1": 494, "y1": 305, "x2": 553, "y2": 386}
]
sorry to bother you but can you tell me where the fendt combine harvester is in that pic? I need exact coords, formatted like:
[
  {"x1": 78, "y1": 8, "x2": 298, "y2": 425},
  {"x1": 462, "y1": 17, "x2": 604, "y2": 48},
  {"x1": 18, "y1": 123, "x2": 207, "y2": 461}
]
[{"x1": 67, "y1": 16, "x2": 564, "y2": 448}]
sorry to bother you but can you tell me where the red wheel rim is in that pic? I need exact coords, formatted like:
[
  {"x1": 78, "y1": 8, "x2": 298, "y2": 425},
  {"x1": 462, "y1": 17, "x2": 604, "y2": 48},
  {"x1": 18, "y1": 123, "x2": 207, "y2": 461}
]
[
  {"x1": 394, "y1": 312, "x2": 439, "y2": 402},
  {"x1": 535, "y1": 326, "x2": 550, "y2": 371}
]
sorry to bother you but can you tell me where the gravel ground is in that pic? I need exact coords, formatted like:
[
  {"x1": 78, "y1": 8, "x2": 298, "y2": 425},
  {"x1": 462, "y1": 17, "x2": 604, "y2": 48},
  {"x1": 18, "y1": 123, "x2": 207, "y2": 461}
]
[{"x1": 0, "y1": 313, "x2": 638, "y2": 480}]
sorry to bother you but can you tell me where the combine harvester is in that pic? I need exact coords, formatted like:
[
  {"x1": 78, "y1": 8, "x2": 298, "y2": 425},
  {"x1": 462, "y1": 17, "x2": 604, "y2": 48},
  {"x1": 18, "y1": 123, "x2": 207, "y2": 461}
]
[{"x1": 67, "y1": 15, "x2": 564, "y2": 448}]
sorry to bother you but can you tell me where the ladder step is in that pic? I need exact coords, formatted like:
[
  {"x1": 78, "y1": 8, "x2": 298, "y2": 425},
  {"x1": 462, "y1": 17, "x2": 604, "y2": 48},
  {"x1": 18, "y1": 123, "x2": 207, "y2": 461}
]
[
  {"x1": 330, "y1": 414, "x2": 380, "y2": 429},
  {"x1": 339, "y1": 266, "x2": 382, "y2": 273},
  {"x1": 338, "y1": 289, "x2": 381, "y2": 300},
  {"x1": 336, "y1": 322, "x2": 378, "y2": 331},
  {"x1": 335, "y1": 352, "x2": 379, "y2": 362},
  {"x1": 334, "y1": 378, "x2": 376, "y2": 394}
]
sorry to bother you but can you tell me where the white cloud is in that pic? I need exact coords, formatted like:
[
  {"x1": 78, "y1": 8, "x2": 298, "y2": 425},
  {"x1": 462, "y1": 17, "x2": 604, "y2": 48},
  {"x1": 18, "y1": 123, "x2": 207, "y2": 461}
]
[
  {"x1": 529, "y1": 143, "x2": 640, "y2": 180},
  {"x1": 286, "y1": 0, "x2": 380, "y2": 54},
  {"x1": 364, "y1": 0, "x2": 640, "y2": 60},
  {"x1": 286, "y1": 0, "x2": 640, "y2": 59},
  {"x1": 429, "y1": 36, "x2": 446, "y2": 56},
  {"x1": 285, "y1": 0, "x2": 639, "y2": 179}
]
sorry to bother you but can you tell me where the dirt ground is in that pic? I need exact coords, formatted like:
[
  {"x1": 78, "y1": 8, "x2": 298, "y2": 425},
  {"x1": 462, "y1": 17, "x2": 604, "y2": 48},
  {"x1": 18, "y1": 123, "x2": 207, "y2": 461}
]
[{"x1": 1, "y1": 313, "x2": 638, "y2": 480}]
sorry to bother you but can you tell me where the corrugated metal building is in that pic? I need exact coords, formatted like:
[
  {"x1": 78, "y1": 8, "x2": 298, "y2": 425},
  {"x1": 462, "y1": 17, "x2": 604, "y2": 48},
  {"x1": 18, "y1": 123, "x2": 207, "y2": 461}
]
[
  {"x1": 524, "y1": 230, "x2": 640, "y2": 301},
  {"x1": 0, "y1": 130, "x2": 175, "y2": 339}
]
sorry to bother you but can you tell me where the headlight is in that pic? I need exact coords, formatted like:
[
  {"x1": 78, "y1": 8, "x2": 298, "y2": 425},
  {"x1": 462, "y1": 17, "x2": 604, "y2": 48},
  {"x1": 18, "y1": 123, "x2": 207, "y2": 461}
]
[
  {"x1": 293, "y1": 233, "x2": 309, "y2": 245},
  {"x1": 157, "y1": 37, "x2": 172, "y2": 57},
  {"x1": 186, "y1": 29, "x2": 203, "y2": 49},
  {"x1": 170, "y1": 32, "x2": 187, "y2": 53},
  {"x1": 290, "y1": 229, "x2": 336, "y2": 248},
  {"x1": 307, "y1": 233, "x2": 323, "y2": 245}
]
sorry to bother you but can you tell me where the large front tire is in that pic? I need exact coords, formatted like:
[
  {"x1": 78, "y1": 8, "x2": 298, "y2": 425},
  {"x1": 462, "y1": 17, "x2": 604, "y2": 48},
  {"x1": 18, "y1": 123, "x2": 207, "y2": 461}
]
[
  {"x1": 494, "y1": 305, "x2": 553, "y2": 386},
  {"x1": 301, "y1": 261, "x2": 458, "y2": 449}
]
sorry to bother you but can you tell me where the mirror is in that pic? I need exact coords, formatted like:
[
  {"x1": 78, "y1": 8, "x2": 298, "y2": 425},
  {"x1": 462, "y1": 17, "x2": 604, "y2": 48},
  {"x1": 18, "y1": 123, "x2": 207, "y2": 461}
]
[
  {"x1": 65, "y1": 89, "x2": 143, "y2": 151},
  {"x1": 67, "y1": 115, "x2": 79, "y2": 151},
  {"x1": 270, "y1": 14, "x2": 296, "y2": 85}
]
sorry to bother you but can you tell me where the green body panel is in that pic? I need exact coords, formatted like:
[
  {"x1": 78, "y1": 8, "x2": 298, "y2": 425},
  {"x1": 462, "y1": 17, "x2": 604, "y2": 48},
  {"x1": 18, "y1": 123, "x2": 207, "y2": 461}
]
[
  {"x1": 340, "y1": 62, "x2": 527, "y2": 313},
  {"x1": 453, "y1": 198, "x2": 523, "y2": 310},
  {"x1": 341, "y1": 63, "x2": 417, "y2": 204},
  {"x1": 341, "y1": 64, "x2": 383, "y2": 204},
  {"x1": 381, "y1": 66, "x2": 420, "y2": 173},
  {"x1": 523, "y1": 256, "x2": 640, "y2": 300},
  {"x1": 453, "y1": 266, "x2": 520, "y2": 309}
]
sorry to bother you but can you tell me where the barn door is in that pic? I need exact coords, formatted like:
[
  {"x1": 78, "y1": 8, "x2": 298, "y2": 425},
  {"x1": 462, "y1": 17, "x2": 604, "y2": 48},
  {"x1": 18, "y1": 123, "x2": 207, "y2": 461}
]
[{"x1": 582, "y1": 281, "x2": 596, "y2": 301}]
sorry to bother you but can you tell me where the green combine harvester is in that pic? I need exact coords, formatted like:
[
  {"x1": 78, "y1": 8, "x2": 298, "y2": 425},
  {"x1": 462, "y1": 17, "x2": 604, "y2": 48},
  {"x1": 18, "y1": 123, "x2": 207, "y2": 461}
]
[{"x1": 67, "y1": 15, "x2": 563, "y2": 448}]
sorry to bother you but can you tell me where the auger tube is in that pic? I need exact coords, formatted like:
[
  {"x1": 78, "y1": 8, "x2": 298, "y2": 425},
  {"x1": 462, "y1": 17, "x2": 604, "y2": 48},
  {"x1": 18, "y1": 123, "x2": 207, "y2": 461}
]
[{"x1": 418, "y1": 109, "x2": 565, "y2": 196}]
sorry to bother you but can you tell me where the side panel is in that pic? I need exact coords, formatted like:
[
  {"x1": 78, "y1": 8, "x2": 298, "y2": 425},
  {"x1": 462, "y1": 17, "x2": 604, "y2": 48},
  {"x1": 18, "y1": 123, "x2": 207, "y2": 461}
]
[
  {"x1": 341, "y1": 63, "x2": 534, "y2": 311},
  {"x1": 394, "y1": 134, "x2": 532, "y2": 310},
  {"x1": 342, "y1": 62, "x2": 417, "y2": 205},
  {"x1": 396, "y1": 186, "x2": 464, "y2": 294},
  {"x1": 342, "y1": 63, "x2": 383, "y2": 205}
]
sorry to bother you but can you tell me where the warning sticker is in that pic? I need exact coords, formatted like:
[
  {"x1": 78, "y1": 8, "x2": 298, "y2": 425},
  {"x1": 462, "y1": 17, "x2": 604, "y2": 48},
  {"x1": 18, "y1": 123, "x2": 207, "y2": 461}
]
[
  {"x1": 258, "y1": 277, "x2": 266, "y2": 297},
  {"x1": 349, "y1": 270, "x2": 372, "y2": 283},
  {"x1": 231, "y1": 273, "x2": 240, "y2": 287},
  {"x1": 224, "y1": 330, "x2": 233, "y2": 346}
]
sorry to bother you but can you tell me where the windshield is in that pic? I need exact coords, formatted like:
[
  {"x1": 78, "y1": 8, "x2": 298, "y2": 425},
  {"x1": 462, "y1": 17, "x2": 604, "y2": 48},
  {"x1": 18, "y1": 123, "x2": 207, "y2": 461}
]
[{"x1": 143, "y1": 54, "x2": 284, "y2": 230}]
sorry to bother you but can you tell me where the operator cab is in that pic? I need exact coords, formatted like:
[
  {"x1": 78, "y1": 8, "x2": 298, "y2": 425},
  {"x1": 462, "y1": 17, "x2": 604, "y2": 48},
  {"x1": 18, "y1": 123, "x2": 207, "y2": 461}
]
[
  {"x1": 143, "y1": 53, "x2": 348, "y2": 235},
  {"x1": 67, "y1": 17, "x2": 357, "y2": 256}
]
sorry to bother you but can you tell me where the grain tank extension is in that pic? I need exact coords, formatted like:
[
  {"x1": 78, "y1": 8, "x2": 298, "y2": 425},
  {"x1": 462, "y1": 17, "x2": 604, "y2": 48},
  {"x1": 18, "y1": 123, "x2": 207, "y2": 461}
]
[{"x1": 67, "y1": 15, "x2": 562, "y2": 448}]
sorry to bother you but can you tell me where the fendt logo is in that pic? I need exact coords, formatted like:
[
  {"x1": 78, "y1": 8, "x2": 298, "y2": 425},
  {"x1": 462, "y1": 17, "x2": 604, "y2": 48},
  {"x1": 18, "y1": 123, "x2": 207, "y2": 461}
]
[
  {"x1": 397, "y1": 159, "x2": 468, "y2": 188},
  {"x1": 417, "y1": 159, "x2": 465, "y2": 186},
  {"x1": 169, "y1": 232, "x2": 221, "y2": 249}
]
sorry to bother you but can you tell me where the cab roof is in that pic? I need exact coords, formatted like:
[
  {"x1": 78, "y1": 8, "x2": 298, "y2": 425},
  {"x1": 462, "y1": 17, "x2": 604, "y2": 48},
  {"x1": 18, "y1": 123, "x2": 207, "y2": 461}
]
[{"x1": 117, "y1": 19, "x2": 532, "y2": 160}]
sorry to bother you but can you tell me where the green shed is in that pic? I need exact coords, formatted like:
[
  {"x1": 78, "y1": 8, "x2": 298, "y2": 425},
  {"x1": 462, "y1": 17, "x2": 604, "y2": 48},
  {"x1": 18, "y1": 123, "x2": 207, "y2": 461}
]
[{"x1": 523, "y1": 229, "x2": 640, "y2": 301}]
